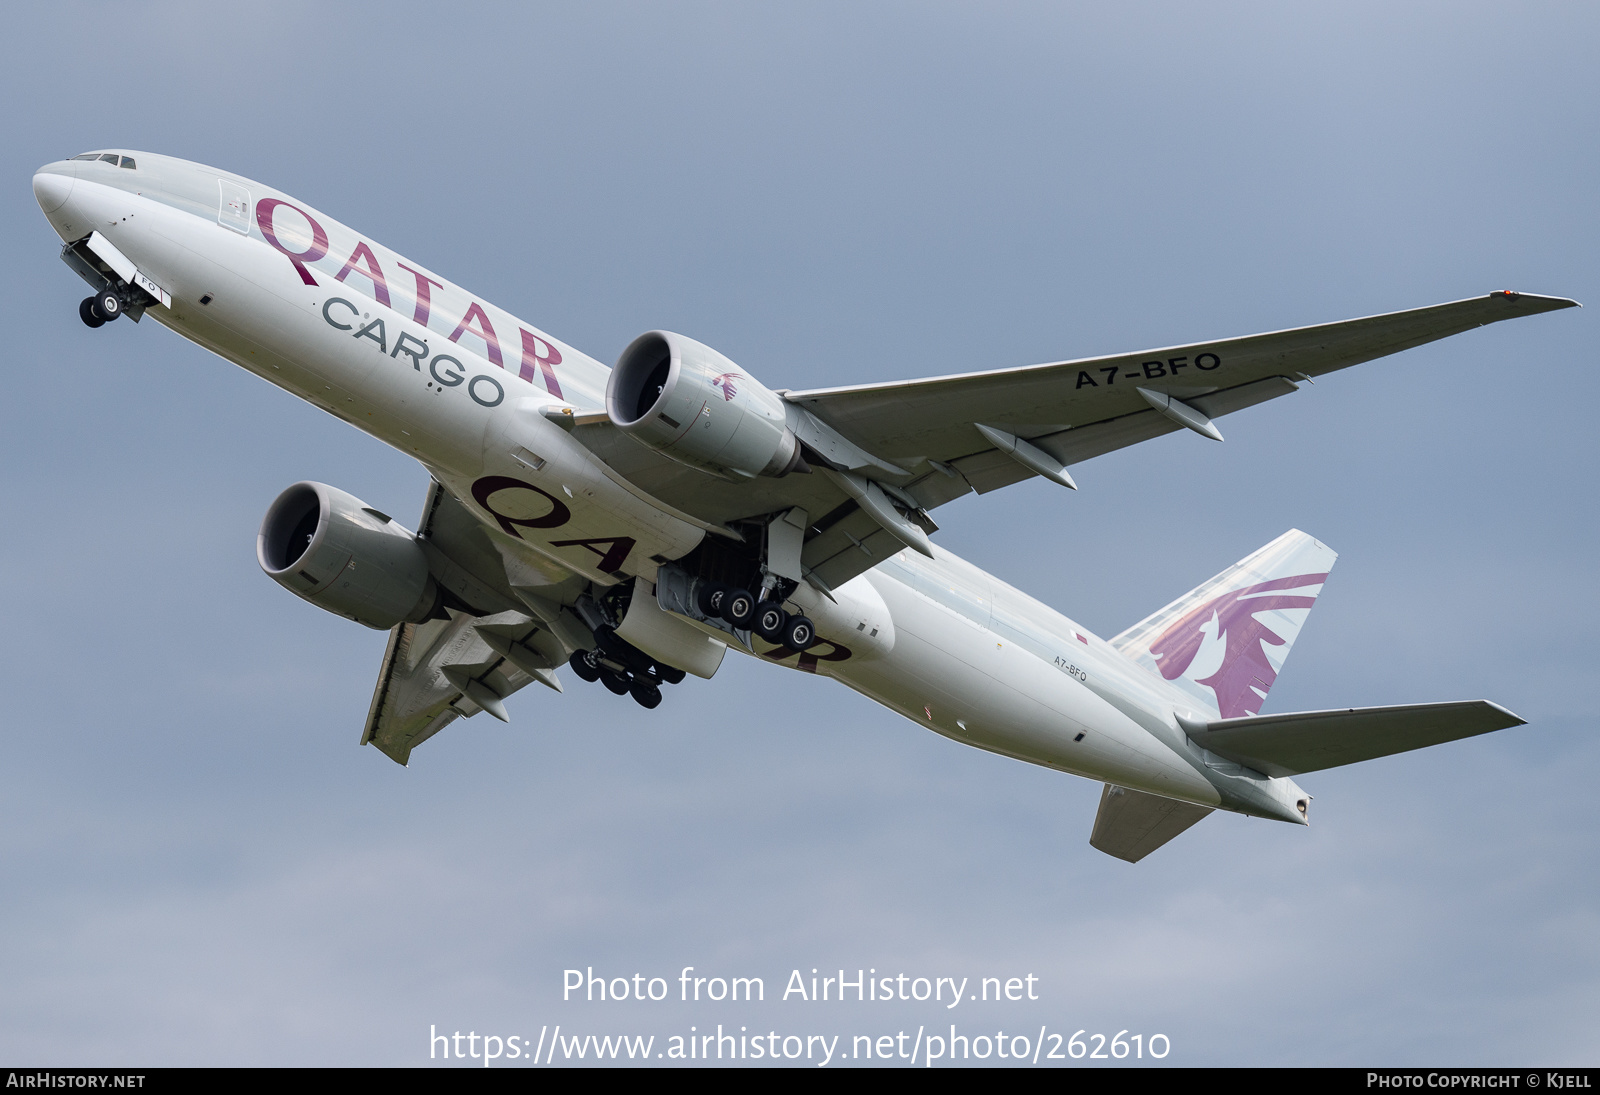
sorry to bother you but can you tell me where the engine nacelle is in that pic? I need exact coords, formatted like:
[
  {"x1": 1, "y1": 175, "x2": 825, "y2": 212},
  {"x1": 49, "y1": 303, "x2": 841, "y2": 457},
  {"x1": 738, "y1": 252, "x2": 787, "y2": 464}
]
[
  {"x1": 607, "y1": 330, "x2": 803, "y2": 479},
  {"x1": 258, "y1": 481, "x2": 436, "y2": 630}
]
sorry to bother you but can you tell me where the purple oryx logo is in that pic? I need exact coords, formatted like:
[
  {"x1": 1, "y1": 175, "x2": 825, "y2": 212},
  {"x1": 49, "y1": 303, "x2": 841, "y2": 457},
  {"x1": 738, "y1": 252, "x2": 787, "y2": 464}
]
[
  {"x1": 710, "y1": 372, "x2": 741, "y2": 401},
  {"x1": 1148, "y1": 572, "x2": 1327, "y2": 719}
]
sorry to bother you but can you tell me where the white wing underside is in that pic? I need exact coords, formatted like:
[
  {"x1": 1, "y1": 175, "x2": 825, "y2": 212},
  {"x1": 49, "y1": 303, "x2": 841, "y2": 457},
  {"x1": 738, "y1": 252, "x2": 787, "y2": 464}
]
[{"x1": 362, "y1": 482, "x2": 585, "y2": 765}]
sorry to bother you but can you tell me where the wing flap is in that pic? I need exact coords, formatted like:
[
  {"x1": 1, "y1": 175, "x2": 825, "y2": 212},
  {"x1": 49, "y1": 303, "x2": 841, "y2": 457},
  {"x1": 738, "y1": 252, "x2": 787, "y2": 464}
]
[
  {"x1": 1195, "y1": 700, "x2": 1526, "y2": 778},
  {"x1": 1089, "y1": 783, "x2": 1214, "y2": 863},
  {"x1": 802, "y1": 504, "x2": 908, "y2": 589},
  {"x1": 1029, "y1": 409, "x2": 1179, "y2": 474},
  {"x1": 1187, "y1": 374, "x2": 1302, "y2": 419},
  {"x1": 1002, "y1": 375, "x2": 1302, "y2": 481},
  {"x1": 363, "y1": 615, "x2": 465, "y2": 765},
  {"x1": 364, "y1": 608, "x2": 561, "y2": 764}
]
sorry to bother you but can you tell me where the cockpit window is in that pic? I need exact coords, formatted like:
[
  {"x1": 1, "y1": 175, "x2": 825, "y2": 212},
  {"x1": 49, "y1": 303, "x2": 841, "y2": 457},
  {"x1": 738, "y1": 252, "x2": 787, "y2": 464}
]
[{"x1": 66, "y1": 152, "x2": 134, "y2": 168}]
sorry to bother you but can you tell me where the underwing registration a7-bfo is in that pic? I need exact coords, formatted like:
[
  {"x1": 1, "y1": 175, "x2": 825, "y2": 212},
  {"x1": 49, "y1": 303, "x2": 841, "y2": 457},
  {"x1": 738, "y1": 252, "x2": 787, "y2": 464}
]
[{"x1": 34, "y1": 150, "x2": 1578, "y2": 862}]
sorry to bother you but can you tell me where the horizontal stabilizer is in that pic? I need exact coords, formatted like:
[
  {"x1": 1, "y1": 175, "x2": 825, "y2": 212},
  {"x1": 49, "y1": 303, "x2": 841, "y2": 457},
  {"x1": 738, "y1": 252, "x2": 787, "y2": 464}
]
[
  {"x1": 1089, "y1": 783, "x2": 1214, "y2": 863},
  {"x1": 1193, "y1": 700, "x2": 1526, "y2": 777}
]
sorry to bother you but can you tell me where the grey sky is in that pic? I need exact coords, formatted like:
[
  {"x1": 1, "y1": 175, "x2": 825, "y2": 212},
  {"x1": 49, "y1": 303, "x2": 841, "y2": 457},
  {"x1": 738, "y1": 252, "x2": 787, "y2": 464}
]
[{"x1": 1, "y1": 1, "x2": 1595, "y2": 1065}]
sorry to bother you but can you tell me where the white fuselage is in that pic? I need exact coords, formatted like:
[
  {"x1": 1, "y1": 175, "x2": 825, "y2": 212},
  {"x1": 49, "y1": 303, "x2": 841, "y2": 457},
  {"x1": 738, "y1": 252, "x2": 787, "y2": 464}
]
[{"x1": 32, "y1": 151, "x2": 1307, "y2": 824}]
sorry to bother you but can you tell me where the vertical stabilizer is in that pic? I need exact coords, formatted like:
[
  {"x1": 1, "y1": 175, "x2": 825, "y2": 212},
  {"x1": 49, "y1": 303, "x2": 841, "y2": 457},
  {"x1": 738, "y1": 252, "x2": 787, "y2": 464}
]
[{"x1": 1110, "y1": 530, "x2": 1337, "y2": 719}]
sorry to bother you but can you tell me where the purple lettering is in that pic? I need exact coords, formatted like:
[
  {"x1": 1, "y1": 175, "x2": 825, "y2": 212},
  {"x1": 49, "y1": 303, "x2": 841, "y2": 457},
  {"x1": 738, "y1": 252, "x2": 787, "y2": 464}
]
[
  {"x1": 761, "y1": 638, "x2": 853, "y2": 674},
  {"x1": 333, "y1": 241, "x2": 391, "y2": 308},
  {"x1": 470, "y1": 476, "x2": 571, "y2": 538},
  {"x1": 448, "y1": 301, "x2": 504, "y2": 368},
  {"x1": 518, "y1": 329, "x2": 564, "y2": 398},
  {"x1": 396, "y1": 261, "x2": 445, "y2": 327},
  {"x1": 548, "y1": 536, "x2": 637, "y2": 574},
  {"x1": 255, "y1": 198, "x2": 329, "y2": 286}
]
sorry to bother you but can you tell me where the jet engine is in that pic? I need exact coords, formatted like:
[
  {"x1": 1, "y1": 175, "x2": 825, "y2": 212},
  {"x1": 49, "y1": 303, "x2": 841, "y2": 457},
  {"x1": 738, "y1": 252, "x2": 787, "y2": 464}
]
[
  {"x1": 607, "y1": 330, "x2": 804, "y2": 479},
  {"x1": 258, "y1": 481, "x2": 437, "y2": 630}
]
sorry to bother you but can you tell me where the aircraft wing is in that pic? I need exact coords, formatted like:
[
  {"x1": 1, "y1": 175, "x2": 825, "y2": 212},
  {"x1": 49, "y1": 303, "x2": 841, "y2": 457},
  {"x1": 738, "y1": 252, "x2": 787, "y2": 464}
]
[
  {"x1": 784, "y1": 291, "x2": 1578, "y2": 497},
  {"x1": 1190, "y1": 700, "x2": 1526, "y2": 778},
  {"x1": 573, "y1": 292, "x2": 1575, "y2": 593},
  {"x1": 362, "y1": 481, "x2": 588, "y2": 765}
]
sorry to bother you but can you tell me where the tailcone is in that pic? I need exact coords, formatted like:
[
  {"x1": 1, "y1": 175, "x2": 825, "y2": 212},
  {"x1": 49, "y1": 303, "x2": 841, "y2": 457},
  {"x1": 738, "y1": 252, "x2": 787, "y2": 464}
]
[{"x1": 1222, "y1": 776, "x2": 1312, "y2": 826}]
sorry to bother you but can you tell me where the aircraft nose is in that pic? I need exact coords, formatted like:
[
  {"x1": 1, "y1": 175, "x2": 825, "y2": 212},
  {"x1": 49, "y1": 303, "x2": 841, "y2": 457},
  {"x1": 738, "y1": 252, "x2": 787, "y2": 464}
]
[{"x1": 32, "y1": 168, "x2": 75, "y2": 214}]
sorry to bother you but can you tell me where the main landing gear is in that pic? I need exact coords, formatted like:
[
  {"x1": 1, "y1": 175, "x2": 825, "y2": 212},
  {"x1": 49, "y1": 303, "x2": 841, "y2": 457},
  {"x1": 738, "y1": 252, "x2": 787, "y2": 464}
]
[
  {"x1": 697, "y1": 581, "x2": 816, "y2": 652},
  {"x1": 567, "y1": 627, "x2": 687, "y2": 710},
  {"x1": 78, "y1": 289, "x2": 122, "y2": 328}
]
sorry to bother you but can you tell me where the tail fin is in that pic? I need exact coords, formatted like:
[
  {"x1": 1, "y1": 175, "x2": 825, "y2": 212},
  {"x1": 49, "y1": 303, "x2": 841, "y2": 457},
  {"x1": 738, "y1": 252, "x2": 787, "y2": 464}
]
[{"x1": 1110, "y1": 529, "x2": 1337, "y2": 719}]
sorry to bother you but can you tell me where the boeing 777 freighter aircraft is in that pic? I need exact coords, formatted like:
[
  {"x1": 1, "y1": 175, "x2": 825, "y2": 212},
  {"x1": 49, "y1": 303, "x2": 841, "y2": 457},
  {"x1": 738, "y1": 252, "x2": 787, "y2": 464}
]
[{"x1": 32, "y1": 149, "x2": 1578, "y2": 861}]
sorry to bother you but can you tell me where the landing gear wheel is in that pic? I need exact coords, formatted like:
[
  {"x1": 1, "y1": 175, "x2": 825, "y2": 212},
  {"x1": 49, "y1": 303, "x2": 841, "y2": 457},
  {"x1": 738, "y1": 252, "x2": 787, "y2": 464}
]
[
  {"x1": 754, "y1": 602, "x2": 788, "y2": 642},
  {"x1": 79, "y1": 297, "x2": 105, "y2": 328},
  {"x1": 600, "y1": 670, "x2": 631, "y2": 695},
  {"x1": 94, "y1": 289, "x2": 122, "y2": 322},
  {"x1": 782, "y1": 615, "x2": 816, "y2": 652},
  {"x1": 657, "y1": 665, "x2": 686, "y2": 685},
  {"x1": 568, "y1": 650, "x2": 601, "y2": 682},
  {"x1": 630, "y1": 681, "x2": 662, "y2": 709},
  {"x1": 696, "y1": 580, "x2": 728, "y2": 619},
  {"x1": 722, "y1": 588, "x2": 757, "y2": 628}
]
